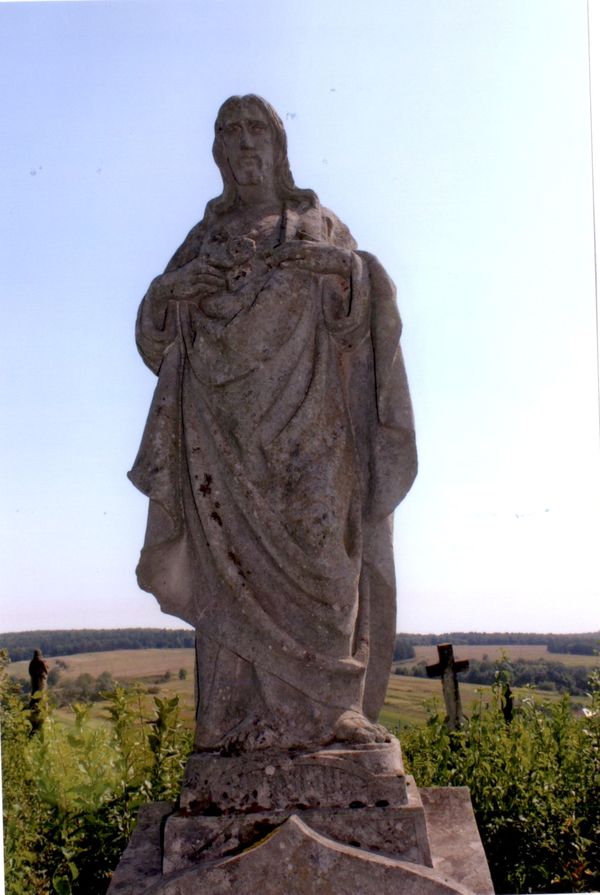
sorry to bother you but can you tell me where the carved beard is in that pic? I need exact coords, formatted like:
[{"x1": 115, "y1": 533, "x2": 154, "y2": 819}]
[{"x1": 227, "y1": 153, "x2": 272, "y2": 187}]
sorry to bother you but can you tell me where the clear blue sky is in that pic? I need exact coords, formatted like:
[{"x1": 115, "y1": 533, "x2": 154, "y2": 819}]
[{"x1": 1, "y1": 0, "x2": 598, "y2": 634}]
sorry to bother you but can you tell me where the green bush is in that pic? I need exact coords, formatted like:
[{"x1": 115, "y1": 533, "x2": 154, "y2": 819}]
[
  {"x1": 1, "y1": 652, "x2": 192, "y2": 895},
  {"x1": 401, "y1": 670, "x2": 600, "y2": 893},
  {"x1": 4, "y1": 648, "x2": 599, "y2": 894}
]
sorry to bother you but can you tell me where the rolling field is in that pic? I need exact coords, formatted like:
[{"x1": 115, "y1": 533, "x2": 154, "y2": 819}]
[
  {"x1": 379, "y1": 673, "x2": 588, "y2": 729},
  {"x1": 10, "y1": 648, "x2": 197, "y2": 727},
  {"x1": 11, "y1": 642, "x2": 596, "y2": 685},
  {"x1": 380, "y1": 675, "x2": 454, "y2": 727},
  {"x1": 9, "y1": 644, "x2": 595, "y2": 730},
  {"x1": 9, "y1": 648, "x2": 196, "y2": 681},
  {"x1": 408, "y1": 643, "x2": 599, "y2": 668}
]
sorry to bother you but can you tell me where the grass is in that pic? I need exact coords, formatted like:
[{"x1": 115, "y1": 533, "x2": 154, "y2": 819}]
[
  {"x1": 381, "y1": 675, "x2": 499, "y2": 728},
  {"x1": 380, "y1": 676, "x2": 447, "y2": 727},
  {"x1": 380, "y1": 673, "x2": 590, "y2": 729}
]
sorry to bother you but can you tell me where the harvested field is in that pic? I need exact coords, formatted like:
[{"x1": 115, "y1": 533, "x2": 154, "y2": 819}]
[
  {"x1": 407, "y1": 644, "x2": 598, "y2": 668},
  {"x1": 10, "y1": 648, "x2": 195, "y2": 682}
]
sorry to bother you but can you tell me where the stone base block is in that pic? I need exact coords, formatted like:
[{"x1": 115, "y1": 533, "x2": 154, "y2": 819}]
[
  {"x1": 164, "y1": 775, "x2": 430, "y2": 872},
  {"x1": 109, "y1": 807, "x2": 492, "y2": 895},
  {"x1": 421, "y1": 787, "x2": 494, "y2": 895},
  {"x1": 107, "y1": 742, "x2": 494, "y2": 895},
  {"x1": 108, "y1": 801, "x2": 173, "y2": 894},
  {"x1": 179, "y1": 738, "x2": 407, "y2": 814}
]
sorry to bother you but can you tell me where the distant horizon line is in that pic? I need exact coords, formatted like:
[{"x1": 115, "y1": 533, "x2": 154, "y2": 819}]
[{"x1": 1, "y1": 626, "x2": 598, "y2": 638}]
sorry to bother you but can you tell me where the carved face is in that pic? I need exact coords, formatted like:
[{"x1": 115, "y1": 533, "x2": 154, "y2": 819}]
[{"x1": 219, "y1": 102, "x2": 275, "y2": 188}]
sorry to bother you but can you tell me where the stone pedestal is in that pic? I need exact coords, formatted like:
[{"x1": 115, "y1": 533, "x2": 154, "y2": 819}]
[{"x1": 108, "y1": 739, "x2": 494, "y2": 894}]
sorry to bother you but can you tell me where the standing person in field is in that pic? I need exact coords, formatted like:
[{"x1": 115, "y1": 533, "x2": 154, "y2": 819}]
[{"x1": 129, "y1": 95, "x2": 417, "y2": 752}]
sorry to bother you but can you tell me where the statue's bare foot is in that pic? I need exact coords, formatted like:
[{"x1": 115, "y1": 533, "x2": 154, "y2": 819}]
[{"x1": 333, "y1": 710, "x2": 391, "y2": 745}]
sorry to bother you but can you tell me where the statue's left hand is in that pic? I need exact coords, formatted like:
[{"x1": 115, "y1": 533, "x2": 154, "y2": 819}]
[{"x1": 265, "y1": 241, "x2": 352, "y2": 277}]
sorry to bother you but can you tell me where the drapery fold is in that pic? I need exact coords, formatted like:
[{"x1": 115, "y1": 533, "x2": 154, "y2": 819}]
[{"x1": 129, "y1": 202, "x2": 416, "y2": 740}]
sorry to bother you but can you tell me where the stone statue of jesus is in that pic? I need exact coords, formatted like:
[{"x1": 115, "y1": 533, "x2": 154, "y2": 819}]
[{"x1": 129, "y1": 95, "x2": 417, "y2": 753}]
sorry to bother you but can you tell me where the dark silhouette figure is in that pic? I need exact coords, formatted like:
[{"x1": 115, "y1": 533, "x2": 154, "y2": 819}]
[
  {"x1": 28, "y1": 648, "x2": 49, "y2": 732},
  {"x1": 501, "y1": 680, "x2": 514, "y2": 725}
]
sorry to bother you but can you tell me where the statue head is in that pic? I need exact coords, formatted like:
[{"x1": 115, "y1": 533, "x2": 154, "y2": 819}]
[{"x1": 210, "y1": 95, "x2": 315, "y2": 213}]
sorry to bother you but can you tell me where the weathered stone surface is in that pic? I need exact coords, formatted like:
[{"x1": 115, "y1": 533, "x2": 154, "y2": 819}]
[
  {"x1": 108, "y1": 802, "x2": 173, "y2": 894},
  {"x1": 178, "y1": 739, "x2": 407, "y2": 815},
  {"x1": 112, "y1": 95, "x2": 494, "y2": 895},
  {"x1": 129, "y1": 94, "x2": 418, "y2": 752},
  {"x1": 421, "y1": 788, "x2": 494, "y2": 895},
  {"x1": 163, "y1": 740, "x2": 433, "y2": 874},
  {"x1": 109, "y1": 787, "x2": 496, "y2": 894},
  {"x1": 130, "y1": 815, "x2": 472, "y2": 895},
  {"x1": 164, "y1": 775, "x2": 430, "y2": 873}
]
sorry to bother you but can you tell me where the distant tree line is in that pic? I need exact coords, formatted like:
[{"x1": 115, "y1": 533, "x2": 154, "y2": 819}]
[
  {"x1": 395, "y1": 657, "x2": 592, "y2": 696},
  {"x1": 546, "y1": 636, "x2": 598, "y2": 656},
  {"x1": 397, "y1": 631, "x2": 599, "y2": 655},
  {"x1": 1, "y1": 628, "x2": 596, "y2": 664},
  {"x1": 393, "y1": 636, "x2": 416, "y2": 661},
  {"x1": 0, "y1": 628, "x2": 195, "y2": 662}
]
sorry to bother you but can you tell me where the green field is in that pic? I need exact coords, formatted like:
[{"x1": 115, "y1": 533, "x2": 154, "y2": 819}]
[
  {"x1": 408, "y1": 643, "x2": 599, "y2": 668},
  {"x1": 379, "y1": 673, "x2": 589, "y2": 728},
  {"x1": 10, "y1": 644, "x2": 596, "y2": 730}
]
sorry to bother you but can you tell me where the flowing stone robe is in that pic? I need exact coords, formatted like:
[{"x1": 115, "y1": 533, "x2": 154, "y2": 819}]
[{"x1": 129, "y1": 196, "x2": 417, "y2": 750}]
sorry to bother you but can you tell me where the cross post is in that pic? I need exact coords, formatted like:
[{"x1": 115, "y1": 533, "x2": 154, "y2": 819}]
[{"x1": 426, "y1": 643, "x2": 469, "y2": 730}]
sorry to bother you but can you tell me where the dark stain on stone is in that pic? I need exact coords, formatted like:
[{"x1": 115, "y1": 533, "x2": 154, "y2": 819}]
[
  {"x1": 210, "y1": 510, "x2": 223, "y2": 526},
  {"x1": 228, "y1": 550, "x2": 247, "y2": 579},
  {"x1": 199, "y1": 473, "x2": 213, "y2": 496},
  {"x1": 203, "y1": 803, "x2": 223, "y2": 817}
]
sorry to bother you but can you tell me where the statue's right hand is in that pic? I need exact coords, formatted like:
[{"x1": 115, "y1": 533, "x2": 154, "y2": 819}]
[{"x1": 148, "y1": 259, "x2": 228, "y2": 306}]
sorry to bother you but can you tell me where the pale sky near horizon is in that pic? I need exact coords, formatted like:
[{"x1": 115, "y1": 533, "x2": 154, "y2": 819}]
[{"x1": 1, "y1": 0, "x2": 599, "y2": 635}]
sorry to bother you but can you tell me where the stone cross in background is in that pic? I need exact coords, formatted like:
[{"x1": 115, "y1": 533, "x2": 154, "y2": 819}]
[{"x1": 426, "y1": 643, "x2": 470, "y2": 730}]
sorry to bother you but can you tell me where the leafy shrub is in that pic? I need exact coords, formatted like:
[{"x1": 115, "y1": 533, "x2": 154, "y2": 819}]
[
  {"x1": 4, "y1": 647, "x2": 599, "y2": 894},
  {"x1": 401, "y1": 670, "x2": 600, "y2": 893},
  {"x1": 48, "y1": 670, "x2": 117, "y2": 707},
  {"x1": 1, "y1": 652, "x2": 192, "y2": 895}
]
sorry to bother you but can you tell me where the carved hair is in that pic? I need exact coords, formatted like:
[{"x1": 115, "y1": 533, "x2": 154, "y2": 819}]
[{"x1": 207, "y1": 94, "x2": 317, "y2": 216}]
